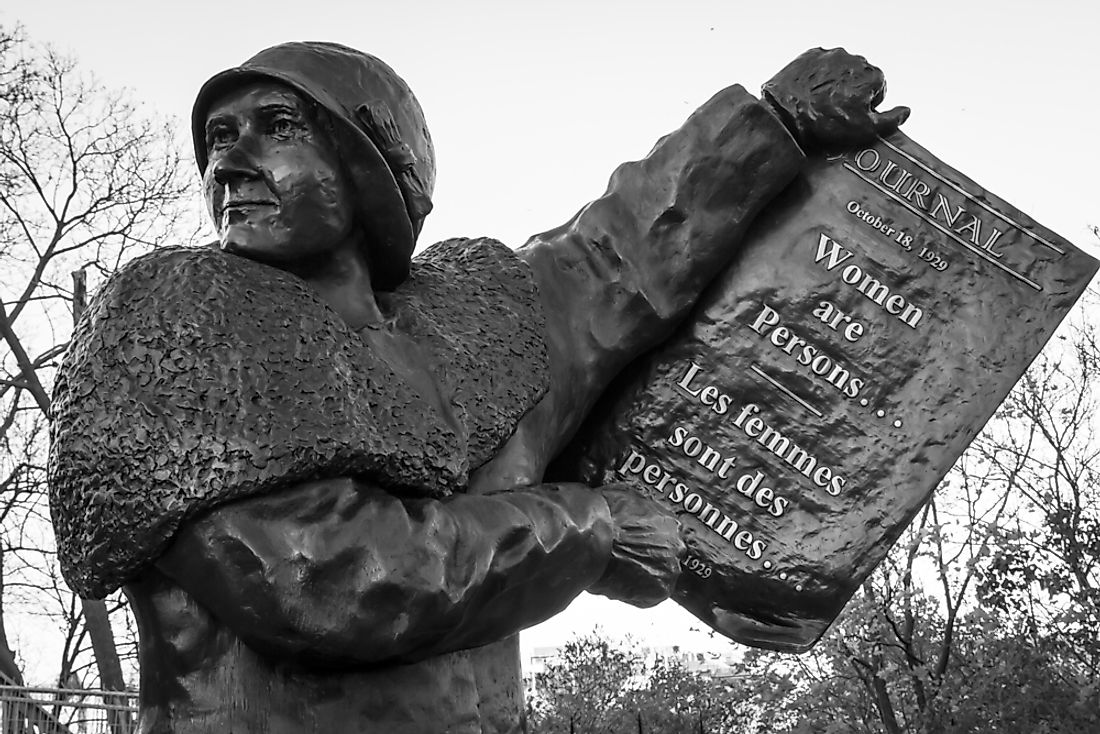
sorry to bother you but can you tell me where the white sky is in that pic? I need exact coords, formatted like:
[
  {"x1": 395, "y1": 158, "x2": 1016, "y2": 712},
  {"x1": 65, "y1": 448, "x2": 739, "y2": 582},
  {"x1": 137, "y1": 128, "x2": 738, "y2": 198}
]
[{"x1": 6, "y1": 0, "x2": 1100, "y2": 667}]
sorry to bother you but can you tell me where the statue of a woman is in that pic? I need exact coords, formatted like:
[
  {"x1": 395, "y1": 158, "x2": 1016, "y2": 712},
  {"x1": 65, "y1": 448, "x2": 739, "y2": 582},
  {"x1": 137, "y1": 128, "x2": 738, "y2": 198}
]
[{"x1": 49, "y1": 43, "x2": 905, "y2": 733}]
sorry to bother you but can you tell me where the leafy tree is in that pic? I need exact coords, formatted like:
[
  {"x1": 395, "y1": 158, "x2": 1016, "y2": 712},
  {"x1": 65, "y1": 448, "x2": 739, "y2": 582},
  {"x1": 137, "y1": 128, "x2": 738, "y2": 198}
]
[
  {"x1": 972, "y1": 288, "x2": 1100, "y2": 673},
  {"x1": 527, "y1": 633, "x2": 754, "y2": 733},
  {"x1": 528, "y1": 634, "x2": 643, "y2": 733},
  {"x1": 623, "y1": 655, "x2": 755, "y2": 733}
]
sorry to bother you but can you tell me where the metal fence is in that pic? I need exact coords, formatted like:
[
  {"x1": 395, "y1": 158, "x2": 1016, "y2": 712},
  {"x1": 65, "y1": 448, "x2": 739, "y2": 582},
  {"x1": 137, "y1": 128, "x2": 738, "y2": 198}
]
[{"x1": 0, "y1": 686, "x2": 138, "y2": 734}]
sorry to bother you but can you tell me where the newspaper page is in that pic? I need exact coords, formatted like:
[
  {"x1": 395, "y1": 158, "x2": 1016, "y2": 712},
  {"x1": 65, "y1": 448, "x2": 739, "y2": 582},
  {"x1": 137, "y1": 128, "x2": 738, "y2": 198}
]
[{"x1": 553, "y1": 131, "x2": 1099, "y2": 652}]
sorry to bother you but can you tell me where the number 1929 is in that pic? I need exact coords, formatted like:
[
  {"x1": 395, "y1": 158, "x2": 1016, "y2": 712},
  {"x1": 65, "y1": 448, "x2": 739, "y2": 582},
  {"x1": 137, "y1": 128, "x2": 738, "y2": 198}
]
[
  {"x1": 684, "y1": 554, "x2": 713, "y2": 579},
  {"x1": 918, "y1": 246, "x2": 949, "y2": 271}
]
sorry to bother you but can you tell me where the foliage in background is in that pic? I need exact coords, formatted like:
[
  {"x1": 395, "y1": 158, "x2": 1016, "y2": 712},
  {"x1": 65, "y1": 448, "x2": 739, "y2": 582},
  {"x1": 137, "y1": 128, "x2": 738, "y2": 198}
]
[{"x1": 527, "y1": 633, "x2": 755, "y2": 733}]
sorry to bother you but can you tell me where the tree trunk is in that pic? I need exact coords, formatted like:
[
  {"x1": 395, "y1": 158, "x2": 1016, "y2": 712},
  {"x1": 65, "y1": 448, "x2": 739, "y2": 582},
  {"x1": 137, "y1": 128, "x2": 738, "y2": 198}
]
[
  {"x1": 0, "y1": 548, "x2": 23, "y2": 687},
  {"x1": 870, "y1": 675, "x2": 903, "y2": 734},
  {"x1": 0, "y1": 546, "x2": 23, "y2": 734},
  {"x1": 80, "y1": 599, "x2": 132, "y2": 733}
]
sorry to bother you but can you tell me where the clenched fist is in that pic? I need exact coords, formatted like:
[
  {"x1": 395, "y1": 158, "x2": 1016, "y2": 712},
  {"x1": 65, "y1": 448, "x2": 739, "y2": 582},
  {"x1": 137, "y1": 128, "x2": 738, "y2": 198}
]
[
  {"x1": 763, "y1": 47, "x2": 910, "y2": 150},
  {"x1": 588, "y1": 485, "x2": 686, "y2": 608}
]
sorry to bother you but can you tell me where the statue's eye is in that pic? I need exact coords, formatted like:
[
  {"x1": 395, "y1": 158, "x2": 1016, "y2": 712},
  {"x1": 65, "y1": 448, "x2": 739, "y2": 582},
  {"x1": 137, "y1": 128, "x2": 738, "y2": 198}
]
[
  {"x1": 207, "y1": 124, "x2": 236, "y2": 150},
  {"x1": 269, "y1": 116, "x2": 296, "y2": 137}
]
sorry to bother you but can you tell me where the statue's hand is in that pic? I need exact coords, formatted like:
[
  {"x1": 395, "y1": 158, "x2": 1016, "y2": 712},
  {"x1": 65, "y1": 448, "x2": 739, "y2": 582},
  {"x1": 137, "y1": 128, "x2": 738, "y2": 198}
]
[
  {"x1": 588, "y1": 485, "x2": 685, "y2": 608},
  {"x1": 762, "y1": 47, "x2": 910, "y2": 150}
]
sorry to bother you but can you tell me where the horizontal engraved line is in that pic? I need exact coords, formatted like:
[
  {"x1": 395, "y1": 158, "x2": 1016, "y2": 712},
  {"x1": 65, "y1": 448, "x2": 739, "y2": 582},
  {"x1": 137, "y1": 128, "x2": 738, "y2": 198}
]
[
  {"x1": 843, "y1": 162, "x2": 1043, "y2": 292},
  {"x1": 749, "y1": 364, "x2": 823, "y2": 418},
  {"x1": 877, "y1": 137, "x2": 1065, "y2": 255}
]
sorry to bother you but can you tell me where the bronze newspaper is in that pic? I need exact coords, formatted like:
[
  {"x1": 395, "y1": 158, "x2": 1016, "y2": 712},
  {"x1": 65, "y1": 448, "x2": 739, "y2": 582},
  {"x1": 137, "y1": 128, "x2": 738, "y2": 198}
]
[{"x1": 554, "y1": 132, "x2": 1099, "y2": 652}]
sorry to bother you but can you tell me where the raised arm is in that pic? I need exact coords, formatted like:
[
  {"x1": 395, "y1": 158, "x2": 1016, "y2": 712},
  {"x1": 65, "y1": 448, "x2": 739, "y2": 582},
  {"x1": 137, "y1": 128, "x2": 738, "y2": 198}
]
[
  {"x1": 481, "y1": 50, "x2": 908, "y2": 488},
  {"x1": 472, "y1": 86, "x2": 801, "y2": 491},
  {"x1": 516, "y1": 85, "x2": 803, "y2": 452}
]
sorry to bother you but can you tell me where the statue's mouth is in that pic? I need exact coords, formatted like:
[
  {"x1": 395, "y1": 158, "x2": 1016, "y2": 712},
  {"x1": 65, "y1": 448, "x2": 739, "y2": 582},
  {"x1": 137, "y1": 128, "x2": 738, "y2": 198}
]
[
  {"x1": 223, "y1": 198, "x2": 277, "y2": 211},
  {"x1": 220, "y1": 199, "x2": 278, "y2": 226}
]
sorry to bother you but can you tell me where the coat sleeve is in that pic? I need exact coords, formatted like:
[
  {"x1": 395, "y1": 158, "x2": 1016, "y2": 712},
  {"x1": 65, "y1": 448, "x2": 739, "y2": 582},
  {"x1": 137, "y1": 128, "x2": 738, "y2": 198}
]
[
  {"x1": 155, "y1": 478, "x2": 612, "y2": 667},
  {"x1": 477, "y1": 85, "x2": 805, "y2": 488}
]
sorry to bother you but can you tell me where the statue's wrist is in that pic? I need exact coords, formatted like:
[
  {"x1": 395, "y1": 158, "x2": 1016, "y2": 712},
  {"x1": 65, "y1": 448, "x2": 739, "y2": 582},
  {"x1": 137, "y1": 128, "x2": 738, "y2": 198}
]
[{"x1": 760, "y1": 88, "x2": 807, "y2": 148}]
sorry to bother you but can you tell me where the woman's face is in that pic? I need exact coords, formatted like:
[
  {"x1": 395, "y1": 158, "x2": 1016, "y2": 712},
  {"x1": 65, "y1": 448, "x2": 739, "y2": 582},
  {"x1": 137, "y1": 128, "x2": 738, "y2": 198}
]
[{"x1": 202, "y1": 82, "x2": 355, "y2": 267}]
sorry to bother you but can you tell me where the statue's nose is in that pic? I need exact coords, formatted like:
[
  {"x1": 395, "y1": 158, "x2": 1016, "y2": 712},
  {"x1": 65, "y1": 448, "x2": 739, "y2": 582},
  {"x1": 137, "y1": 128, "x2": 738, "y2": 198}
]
[{"x1": 210, "y1": 137, "x2": 262, "y2": 186}]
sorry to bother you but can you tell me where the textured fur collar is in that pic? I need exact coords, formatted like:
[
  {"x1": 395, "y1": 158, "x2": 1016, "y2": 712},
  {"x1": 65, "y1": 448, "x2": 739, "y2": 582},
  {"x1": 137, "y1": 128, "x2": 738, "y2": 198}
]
[{"x1": 49, "y1": 238, "x2": 547, "y2": 598}]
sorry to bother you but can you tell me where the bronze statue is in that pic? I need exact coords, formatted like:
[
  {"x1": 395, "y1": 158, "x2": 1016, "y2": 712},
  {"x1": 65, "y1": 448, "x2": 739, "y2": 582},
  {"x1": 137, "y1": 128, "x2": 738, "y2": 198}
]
[{"x1": 48, "y1": 43, "x2": 906, "y2": 733}]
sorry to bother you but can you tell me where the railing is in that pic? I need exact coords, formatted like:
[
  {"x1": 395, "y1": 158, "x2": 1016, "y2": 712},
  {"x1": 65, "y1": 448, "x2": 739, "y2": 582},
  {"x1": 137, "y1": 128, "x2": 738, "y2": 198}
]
[{"x1": 0, "y1": 686, "x2": 138, "y2": 734}]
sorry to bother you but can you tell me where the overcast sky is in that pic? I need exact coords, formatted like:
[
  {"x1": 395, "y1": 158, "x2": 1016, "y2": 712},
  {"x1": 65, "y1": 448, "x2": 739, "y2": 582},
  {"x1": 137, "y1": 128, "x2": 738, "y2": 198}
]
[{"x1": 7, "y1": 0, "x2": 1099, "y2": 662}]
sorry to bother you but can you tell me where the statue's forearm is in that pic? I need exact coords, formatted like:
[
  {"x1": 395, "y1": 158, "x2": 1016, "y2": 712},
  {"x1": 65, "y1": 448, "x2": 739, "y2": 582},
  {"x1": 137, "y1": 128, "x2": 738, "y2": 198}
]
[{"x1": 155, "y1": 478, "x2": 612, "y2": 667}]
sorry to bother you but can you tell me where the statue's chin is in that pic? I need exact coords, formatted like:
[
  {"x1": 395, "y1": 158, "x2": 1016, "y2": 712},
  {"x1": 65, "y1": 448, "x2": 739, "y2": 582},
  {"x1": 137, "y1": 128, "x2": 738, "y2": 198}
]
[
  {"x1": 220, "y1": 228, "x2": 286, "y2": 266},
  {"x1": 218, "y1": 219, "x2": 355, "y2": 275}
]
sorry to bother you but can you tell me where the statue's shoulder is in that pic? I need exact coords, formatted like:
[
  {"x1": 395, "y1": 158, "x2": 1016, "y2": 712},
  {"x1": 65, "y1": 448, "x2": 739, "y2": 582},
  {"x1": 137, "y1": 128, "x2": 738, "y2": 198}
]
[
  {"x1": 105, "y1": 243, "x2": 247, "y2": 278},
  {"x1": 387, "y1": 238, "x2": 550, "y2": 469},
  {"x1": 88, "y1": 244, "x2": 323, "y2": 320},
  {"x1": 403, "y1": 237, "x2": 541, "y2": 309}
]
